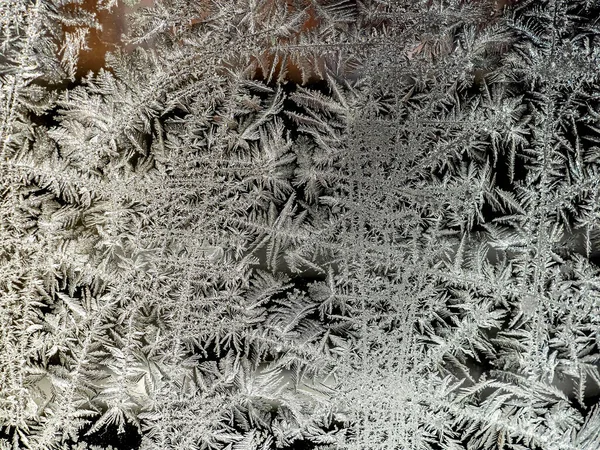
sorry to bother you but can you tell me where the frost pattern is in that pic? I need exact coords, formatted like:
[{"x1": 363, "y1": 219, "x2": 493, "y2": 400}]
[{"x1": 1, "y1": 1, "x2": 600, "y2": 450}]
